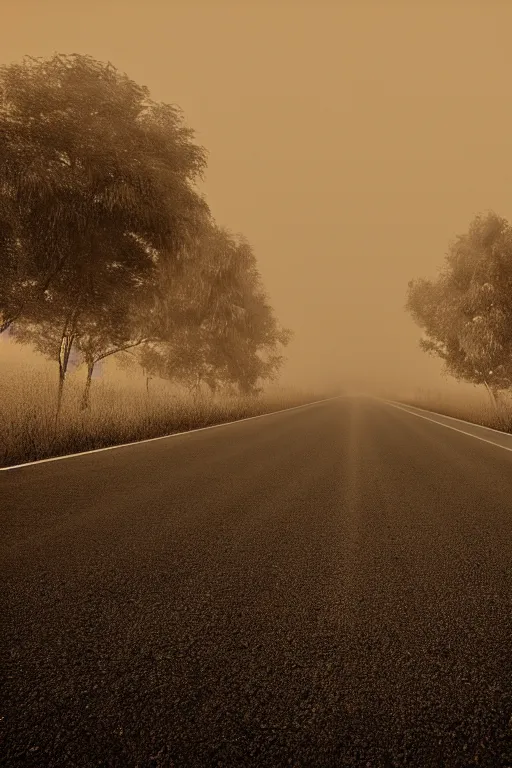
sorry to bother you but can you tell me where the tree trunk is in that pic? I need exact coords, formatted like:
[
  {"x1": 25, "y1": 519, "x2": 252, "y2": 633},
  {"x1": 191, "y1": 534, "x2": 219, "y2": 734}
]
[
  {"x1": 80, "y1": 362, "x2": 95, "y2": 411},
  {"x1": 188, "y1": 376, "x2": 201, "y2": 402},
  {"x1": 141, "y1": 366, "x2": 151, "y2": 395},
  {"x1": 55, "y1": 333, "x2": 75, "y2": 424},
  {"x1": 0, "y1": 316, "x2": 17, "y2": 334},
  {"x1": 53, "y1": 294, "x2": 82, "y2": 428},
  {"x1": 483, "y1": 380, "x2": 505, "y2": 427},
  {"x1": 484, "y1": 379, "x2": 497, "y2": 408},
  {"x1": 56, "y1": 370, "x2": 66, "y2": 416}
]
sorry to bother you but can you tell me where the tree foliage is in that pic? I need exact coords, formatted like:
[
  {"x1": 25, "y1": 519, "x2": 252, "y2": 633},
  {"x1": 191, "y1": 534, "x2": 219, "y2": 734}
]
[
  {"x1": 120, "y1": 223, "x2": 293, "y2": 398},
  {"x1": 406, "y1": 211, "x2": 512, "y2": 393},
  {"x1": 0, "y1": 52, "x2": 209, "y2": 333},
  {"x1": 1, "y1": 52, "x2": 292, "y2": 411}
]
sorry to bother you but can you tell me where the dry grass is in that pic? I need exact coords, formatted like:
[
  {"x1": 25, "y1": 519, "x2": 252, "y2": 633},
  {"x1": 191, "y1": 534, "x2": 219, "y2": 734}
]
[
  {"x1": 0, "y1": 344, "x2": 335, "y2": 468},
  {"x1": 8, "y1": 341, "x2": 511, "y2": 470},
  {"x1": 390, "y1": 385, "x2": 512, "y2": 432}
]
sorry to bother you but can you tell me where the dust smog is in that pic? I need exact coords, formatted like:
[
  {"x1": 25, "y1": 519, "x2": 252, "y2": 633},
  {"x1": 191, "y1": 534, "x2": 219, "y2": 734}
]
[{"x1": 2, "y1": 2, "x2": 512, "y2": 767}]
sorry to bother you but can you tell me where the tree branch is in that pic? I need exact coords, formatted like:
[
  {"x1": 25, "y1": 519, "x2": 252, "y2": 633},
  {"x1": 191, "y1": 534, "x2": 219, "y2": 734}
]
[{"x1": 94, "y1": 338, "x2": 147, "y2": 363}]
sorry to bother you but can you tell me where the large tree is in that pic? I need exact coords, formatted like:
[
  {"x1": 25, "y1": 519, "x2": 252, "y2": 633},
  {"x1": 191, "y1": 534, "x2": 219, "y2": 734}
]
[
  {"x1": 2, "y1": 52, "x2": 211, "y2": 415},
  {"x1": 0, "y1": 52, "x2": 209, "y2": 334},
  {"x1": 2, "y1": 52, "x2": 293, "y2": 410},
  {"x1": 9, "y1": 222, "x2": 161, "y2": 413},
  {"x1": 406, "y1": 211, "x2": 512, "y2": 414}
]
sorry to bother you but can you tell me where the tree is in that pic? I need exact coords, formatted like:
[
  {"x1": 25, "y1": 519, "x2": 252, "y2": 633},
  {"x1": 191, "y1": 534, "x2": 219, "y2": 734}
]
[
  {"x1": 197, "y1": 228, "x2": 292, "y2": 395},
  {"x1": 2, "y1": 52, "x2": 211, "y2": 415},
  {"x1": 73, "y1": 299, "x2": 150, "y2": 411},
  {"x1": 114, "y1": 223, "x2": 293, "y2": 398},
  {"x1": 0, "y1": 52, "x2": 209, "y2": 334},
  {"x1": 1, "y1": 54, "x2": 294, "y2": 418},
  {"x1": 406, "y1": 211, "x2": 512, "y2": 421},
  {"x1": 9, "y1": 224, "x2": 146, "y2": 413},
  {"x1": 145, "y1": 225, "x2": 293, "y2": 396}
]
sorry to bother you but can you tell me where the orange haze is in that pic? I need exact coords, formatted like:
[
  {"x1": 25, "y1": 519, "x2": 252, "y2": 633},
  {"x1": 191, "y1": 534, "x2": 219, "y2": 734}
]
[{"x1": 1, "y1": 0, "x2": 511, "y2": 395}]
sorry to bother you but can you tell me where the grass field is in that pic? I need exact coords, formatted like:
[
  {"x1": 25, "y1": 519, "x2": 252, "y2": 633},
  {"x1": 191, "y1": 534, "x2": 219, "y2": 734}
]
[
  {"x1": 388, "y1": 385, "x2": 512, "y2": 433},
  {"x1": 0, "y1": 342, "x2": 336, "y2": 469}
]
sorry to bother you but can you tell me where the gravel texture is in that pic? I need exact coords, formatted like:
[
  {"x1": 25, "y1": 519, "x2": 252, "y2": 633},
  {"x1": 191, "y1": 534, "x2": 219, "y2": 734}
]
[{"x1": 2, "y1": 396, "x2": 511, "y2": 767}]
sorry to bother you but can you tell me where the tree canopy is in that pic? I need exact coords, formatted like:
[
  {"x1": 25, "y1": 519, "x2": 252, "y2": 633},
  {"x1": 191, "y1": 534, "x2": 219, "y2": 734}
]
[
  {"x1": 0, "y1": 52, "x2": 209, "y2": 334},
  {"x1": 406, "y1": 211, "x2": 512, "y2": 394},
  {"x1": 117, "y1": 223, "x2": 292, "y2": 398},
  {"x1": 1, "y1": 52, "x2": 292, "y2": 410}
]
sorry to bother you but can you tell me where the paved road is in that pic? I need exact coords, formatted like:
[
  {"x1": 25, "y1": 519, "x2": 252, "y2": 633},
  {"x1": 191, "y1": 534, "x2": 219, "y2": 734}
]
[{"x1": 2, "y1": 396, "x2": 511, "y2": 767}]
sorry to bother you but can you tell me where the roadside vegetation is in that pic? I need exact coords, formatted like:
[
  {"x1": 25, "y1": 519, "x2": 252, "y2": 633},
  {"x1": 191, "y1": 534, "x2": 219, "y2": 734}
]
[
  {"x1": 0, "y1": 345, "x2": 330, "y2": 468},
  {"x1": 405, "y1": 211, "x2": 512, "y2": 433},
  {"x1": 0, "y1": 53, "x2": 325, "y2": 466},
  {"x1": 388, "y1": 386, "x2": 512, "y2": 433}
]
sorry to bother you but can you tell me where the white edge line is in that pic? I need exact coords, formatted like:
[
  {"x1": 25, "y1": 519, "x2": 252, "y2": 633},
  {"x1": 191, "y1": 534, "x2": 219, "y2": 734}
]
[
  {"x1": 381, "y1": 397, "x2": 512, "y2": 437},
  {"x1": 0, "y1": 395, "x2": 343, "y2": 472},
  {"x1": 383, "y1": 399, "x2": 512, "y2": 454}
]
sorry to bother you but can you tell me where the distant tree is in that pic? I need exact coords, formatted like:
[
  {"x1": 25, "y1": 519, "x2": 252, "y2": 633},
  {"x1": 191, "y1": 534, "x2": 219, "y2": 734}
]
[
  {"x1": 113, "y1": 223, "x2": 293, "y2": 398},
  {"x1": 0, "y1": 52, "x2": 209, "y2": 335},
  {"x1": 141, "y1": 225, "x2": 293, "y2": 396},
  {"x1": 406, "y1": 211, "x2": 512, "y2": 420},
  {"x1": 197, "y1": 228, "x2": 292, "y2": 396}
]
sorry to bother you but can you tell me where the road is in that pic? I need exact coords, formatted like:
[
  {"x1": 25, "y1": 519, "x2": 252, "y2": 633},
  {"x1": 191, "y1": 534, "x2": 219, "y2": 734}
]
[{"x1": 2, "y1": 396, "x2": 511, "y2": 767}]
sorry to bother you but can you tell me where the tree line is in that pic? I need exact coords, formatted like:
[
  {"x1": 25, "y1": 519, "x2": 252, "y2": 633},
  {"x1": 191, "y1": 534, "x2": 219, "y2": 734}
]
[
  {"x1": 0, "y1": 53, "x2": 292, "y2": 414},
  {"x1": 406, "y1": 210, "x2": 512, "y2": 420}
]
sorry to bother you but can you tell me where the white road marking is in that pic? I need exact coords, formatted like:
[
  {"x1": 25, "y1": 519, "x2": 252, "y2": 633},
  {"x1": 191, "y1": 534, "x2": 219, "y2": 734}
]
[
  {"x1": 383, "y1": 398, "x2": 512, "y2": 437},
  {"x1": 0, "y1": 395, "x2": 343, "y2": 472},
  {"x1": 383, "y1": 399, "x2": 512, "y2": 454}
]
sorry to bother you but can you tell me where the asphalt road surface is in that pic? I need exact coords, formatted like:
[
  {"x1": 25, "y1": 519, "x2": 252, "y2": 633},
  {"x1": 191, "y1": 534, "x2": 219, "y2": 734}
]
[{"x1": 2, "y1": 396, "x2": 512, "y2": 767}]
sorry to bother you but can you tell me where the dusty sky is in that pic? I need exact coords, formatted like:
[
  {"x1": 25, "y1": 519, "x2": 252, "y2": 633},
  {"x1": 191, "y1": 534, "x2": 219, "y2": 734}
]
[{"x1": 1, "y1": 0, "x2": 511, "y2": 393}]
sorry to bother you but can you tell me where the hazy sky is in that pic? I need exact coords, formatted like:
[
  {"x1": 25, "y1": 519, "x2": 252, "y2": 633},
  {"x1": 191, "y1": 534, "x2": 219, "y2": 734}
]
[{"x1": 2, "y1": 0, "x2": 511, "y2": 392}]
